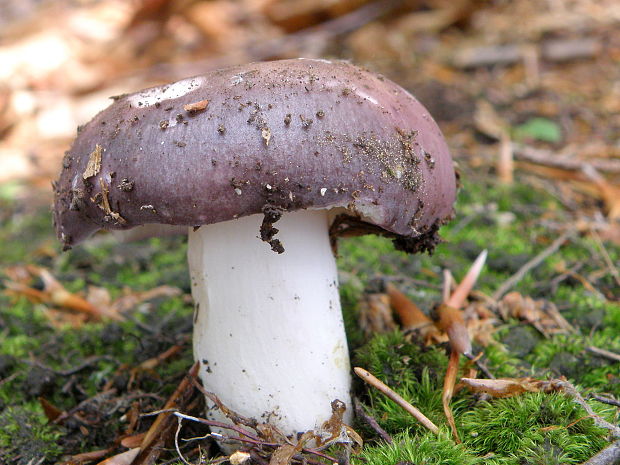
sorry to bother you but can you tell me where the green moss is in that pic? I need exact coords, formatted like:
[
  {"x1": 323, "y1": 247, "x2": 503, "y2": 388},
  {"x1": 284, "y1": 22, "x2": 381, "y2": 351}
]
[
  {"x1": 0, "y1": 403, "x2": 63, "y2": 465},
  {"x1": 525, "y1": 334, "x2": 620, "y2": 396},
  {"x1": 2, "y1": 168, "x2": 619, "y2": 465},
  {"x1": 481, "y1": 341, "x2": 522, "y2": 378},
  {"x1": 354, "y1": 331, "x2": 461, "y2": 433},
  {"x1": 461, "y1": 393, "x2": 611, "y2": 464},
  {"x1": 355, "y1": 430, "x2": 481, "y2": 465}
]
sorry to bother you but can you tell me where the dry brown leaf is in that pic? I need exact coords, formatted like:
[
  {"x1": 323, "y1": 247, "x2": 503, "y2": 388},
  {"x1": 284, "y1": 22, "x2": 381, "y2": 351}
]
[
  {"x1": 582, "y1": 164, "x2": 620, "y2": 220},
  {"x1": 96, "y1": 448, "x2": 140, "y2": 465},
  {"x1": 39, "y1": 396, "x2": 63, "y2": 422},
  {"x1": 110, "y1": 285, "x2": 181, "y2": 315},
  {"x1": 442, "y1": 349, "x2": 461, "y2": 443},
  {"x1": 3, "y1": 264, "x2": 182, "y2": 327},
  {"x1": 229, "y1": 451, "x2": 251, "y2": 465},
  {"x1": 474, "y1": 100, "x2": 508, "y2": 140},
  {"x1": 358, "y1": 291, "x2": 396, "y2": 336},
  {"x1": 269, "y1": 444, "x2": 298, "y2": 465},
  {"x1": 135, "y1": 362, "x2": 199, "y2": 463},
  {"x1": 460, "y1": 377, "x2": 564, "y2": 398},
  {"x1": 120, "y1": 433, "x2": 145, "y2": 449},
  {"x1": 386, "y1": 283, "x2": 432, "y2": 328},
  {"x1": 436, "y1": 303, "x2": 471, "y2": 356},
  {"x1": 499, "y1": 291, "x2": 574, "y2": 336},
  {"x1": 385, "y1": 283, "x2": 443, "y2": 345},
  {"x1": 3, "y1": 265, "x2": 116, "y2": 322},
  {"x1": 269, "y1": 430, "x2": 314, "y2": 465},
  {"x1": 464, "y1": 302, "x2": 497, "y2": 347},
  {"x1": 62, "y1": 448, "x2": 113, "y2": 464},
  {"x1": 263, "y1": 0, "x2": 369, "y2": 32}
]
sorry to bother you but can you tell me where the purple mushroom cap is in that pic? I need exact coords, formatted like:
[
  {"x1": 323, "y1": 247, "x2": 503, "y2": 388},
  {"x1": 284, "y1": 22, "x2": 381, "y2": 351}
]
[{"x1": 53, "y1": 58, "x2": 456, "y2": 252}]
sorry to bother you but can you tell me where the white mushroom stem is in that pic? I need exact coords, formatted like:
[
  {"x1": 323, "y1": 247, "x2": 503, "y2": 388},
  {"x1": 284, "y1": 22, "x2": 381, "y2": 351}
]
[{"x1": 188, "y1": 210, "x2": 352, "y2": 442}]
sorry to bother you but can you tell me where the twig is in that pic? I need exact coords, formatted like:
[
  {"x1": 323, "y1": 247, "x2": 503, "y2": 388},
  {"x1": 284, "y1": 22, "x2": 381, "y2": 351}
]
[
  {"x1": 145, "y1": 409, "x2": 339, "y2": 463},
  {"x1": 579, "y1": 440, "x2": 620, "y2": 465},
  {"x1": 143, "y1": 0, "x2": 402, "y2": 81},
  {"x1": 53, "y1": 388, "x2": 117, "y2": 425},
  {"x1": 557, "y1": 380, "x2": 620, "y2": 438},
  {"x1": 0, "y1": 371, "x2": 20, "y2": 387},
  {"x1": 26, "y1": 355, "x2": 119, "y2": 377},
  {"x1": 512, "y1": 144, "x2": 620, "y2": 174},
  {"x1": 586, "y1": 346, "x2": 620, "y2": 363},
  {"x1": 133, "y1": 362, "x2": 199, "y2": 464},
  {"x1": 250, "y1": 450, "x2": 269, "y2": 465},
  {"x1": 141, "y1": 409, "x2": 260, "y2": 442},
  {"x1": 174, "y1": 416, "x2": 192, "y2": 465},
  {"x1": 354, "y1": 367, "x2": 439, "y2": 434},
  {"x1": 442, "y1": 349, "x2": 461, "y2": 443},
  {"x1": 353, "y1": 397, "x2": 392, "y2": 444},
  {"x1": 590, "y1": 394, "x2": 620, "y2": 408},
  {"x1": 465, "y1": 353, "x2": 495, "y2": 380},
  {"x1": 452, "y1": 38, "x2": 601, "y2": 69},
  {"x1": 447, "y1": 249, "x2": 488, "y2": 309},
  {"x1": 590, "y1": 230, "x2": 620, "y2": 288},
  {"x1": 493, "y1": 231, "x2": 572, "y2": 300}
]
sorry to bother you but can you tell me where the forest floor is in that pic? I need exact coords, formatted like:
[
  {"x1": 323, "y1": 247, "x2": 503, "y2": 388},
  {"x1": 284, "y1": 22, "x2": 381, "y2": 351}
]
[{"x1": 1, "y1": 0, "x2": 619, "y2": 464}]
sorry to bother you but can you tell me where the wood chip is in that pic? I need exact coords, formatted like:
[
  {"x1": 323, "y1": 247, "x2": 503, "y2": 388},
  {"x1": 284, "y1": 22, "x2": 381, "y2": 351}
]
[
  {"x1": 183, "y1": 99, "x2": 209, "y2": 113},
  {"x1": 97, "y1": 178, "x2": 126, "y2": 224},
  {"x1": 82, "y1": 144, "x2": 102, "y2": 179}
]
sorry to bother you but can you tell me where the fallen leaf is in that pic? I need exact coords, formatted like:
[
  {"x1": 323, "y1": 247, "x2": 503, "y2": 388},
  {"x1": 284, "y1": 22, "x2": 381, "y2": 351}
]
[
  {"x1": 82, "y1": 144, "x2": 102, "y2": 180},
  {"x1": 359, "y1": 290, "x2": 396, "y2": 336},
  {"x1": 96, "y1": 448, "x2": 140, "y2": 465},
  {"x1": 499, "y1": 291, "x2": 574, "y2": 336},
  {"x1": 62, "y1": 448, "x2": 113, "y2": 464},
  {"x1": 269, "y1": 430, "x2": 313, "y2": 465},
  {"x1": 436, "y1": 303, "x2": 471, "y2": 356},
  {"x1": 269, "y1": 444, "x2": 298, "y2": 465},
  {"x1": 460, "y1": 377, "x2": 564, "y2": 398},
  {"x1": 442, "y1": 349, "x2": 461, "y2": 443},
  {"x1": 229, "y1": 451, "x2": 251, "y2": 465},
  {"x1": 120, "y1": 433, "x2": 145, "y2": 449},
  {"x1": 39, "y1": 397, "x2": 63, "y2": 422},
  {"x1": 385, "y1": 283, "x2": 442, "y2": 344}
]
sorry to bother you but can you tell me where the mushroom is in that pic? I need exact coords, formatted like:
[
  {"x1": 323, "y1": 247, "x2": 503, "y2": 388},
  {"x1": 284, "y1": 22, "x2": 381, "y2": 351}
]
[{"x1": 53, "y1": 58, "x2": 456, "y2": 443}]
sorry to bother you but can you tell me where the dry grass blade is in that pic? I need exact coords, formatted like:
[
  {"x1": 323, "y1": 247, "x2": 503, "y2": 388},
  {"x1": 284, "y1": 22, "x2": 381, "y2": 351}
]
[
  {"x1": 384, "y1": 282, "x2": 446, "y2": 346},
  {"x1": 582, "y1": 164, "x2": 620, "y2": 220},
  {"x1": 64, "y1": 448, "x2": 114, "y2": 464},
  {"x1": 386, "y1": 283, "x2": 435, "y2": 330},
  {"x1": 461, "y1": 377, "x2": 549, "y2": 398},
  {"x1": 3, "y1": 265, "x2": 116, "y2": 321},
  {"x1": 269, "y1": 431, "x2": 313, "y2": 465},
  {"x1": 354, "y1": 367, "x2": 439, "y2": 434},
  {"x1": 130, "y1": 362, "x2": 200, "y2": 465},
  {"x1": 446, "y1": 250, "x2": 488, "y2": 310},
  {"x1": 353, "y1": 397, "x2": 392, "y2": 444},
  {"x1": 442, "y1": 350, "x2": 461, "y2": 443},
  {"x1": 436, "y1": 303, "x2": 471, "y2": 356},
  {"x1": 586, "y1": 346, "x2": 620, "y2": 363}
]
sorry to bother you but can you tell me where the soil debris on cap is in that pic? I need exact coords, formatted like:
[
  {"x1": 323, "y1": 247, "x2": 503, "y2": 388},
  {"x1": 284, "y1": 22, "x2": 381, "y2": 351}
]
[
  {"x1": 184, "y1": 99, "x2": 209, "y2": 113},
  {"x1": 82, "y1": 144, "x2": 102, "y2": 180},
  {"x1": 118, "y1": 178, "x2": 134, "y2": 192},
  {"x1": 94, "y1": 178, "x2": 126, "y2": 224},
  {"x1": 262, "y1": 127, "x2": 271, "y2": 146},
  {"x1": 260, "y1": 205, "x2": 285, "y2": 253}
]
